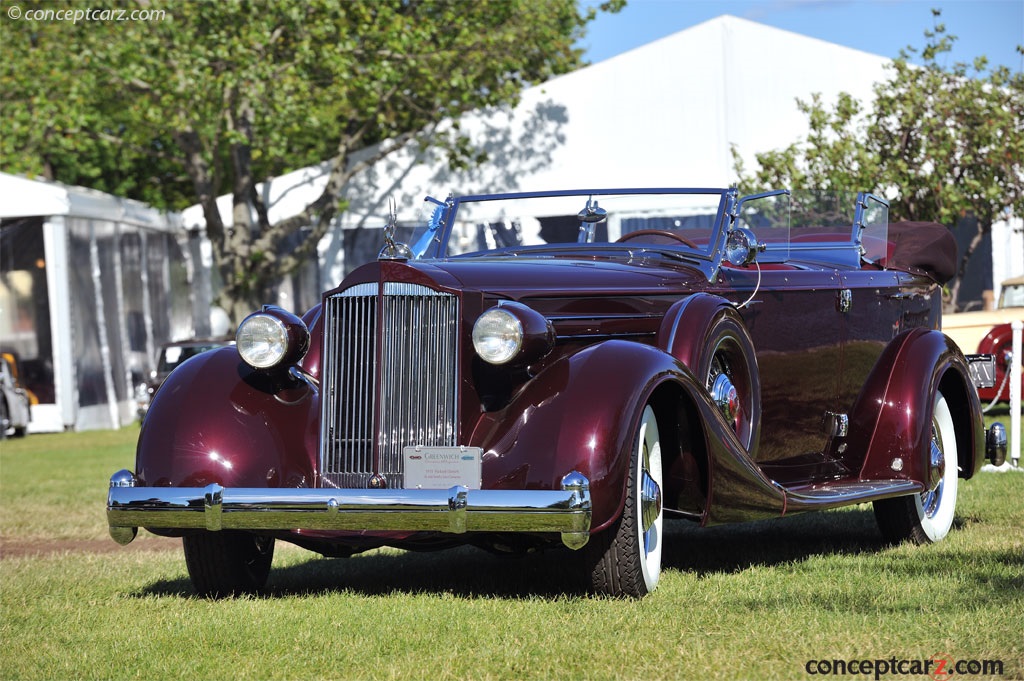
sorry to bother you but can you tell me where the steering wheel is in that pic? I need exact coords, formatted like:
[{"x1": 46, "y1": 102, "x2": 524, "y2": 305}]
[{"x1": 615, "y1": 229, "x2": 697, "y2": 248}]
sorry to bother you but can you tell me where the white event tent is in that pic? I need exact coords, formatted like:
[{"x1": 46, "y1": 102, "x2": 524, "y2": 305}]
[
  {"x1": 0, "y1": 172, "x2": 202, "y2": 431},
  {"x1": 185, "y1": 15, "x2": 1021, "y2": 311},
  {"x1": 185, "y1": 15, "x2": 890, "y2": 301}
]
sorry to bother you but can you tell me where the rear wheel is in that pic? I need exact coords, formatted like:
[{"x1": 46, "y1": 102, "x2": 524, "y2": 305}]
[
  {"x1": 873, "y1": 390, "x2": 958, "y2": 544},
  {"x1": 183, "y1": 531, "x2": 275, "y2": 597},
  {"x1": 586, "y1": 404, "x2": 664, "y2": 597}
]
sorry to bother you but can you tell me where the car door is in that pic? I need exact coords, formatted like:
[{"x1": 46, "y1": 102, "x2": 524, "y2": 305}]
[
  {"x1": 720, "y1": 191, "x2": 847, "y2": 468},
  {"x1": 731, "y1": 267, "x2": 846, "y2": 465},
  {"x1": 836, "y1": 194, "x2": 910, "y2": 419},
  {"x1": 837, "y1": 270, "x2": 904, "y2": 415}
]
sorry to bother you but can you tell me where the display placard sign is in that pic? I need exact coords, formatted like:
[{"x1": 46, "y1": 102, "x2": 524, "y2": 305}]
[{"x1": 404, "y1": 446, "x2": 483, "y2": 490}]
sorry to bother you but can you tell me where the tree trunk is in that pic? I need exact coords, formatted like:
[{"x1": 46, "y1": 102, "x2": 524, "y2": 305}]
[
  {"x1": 219, "y1": 97, "x2": 266, "y2": 321},
  {"x1": 176, "y1": 127, "x2": 240, "y2": 328},
  {"x1": 947, "y1": 217, "x2": 990, "y2": 313}
]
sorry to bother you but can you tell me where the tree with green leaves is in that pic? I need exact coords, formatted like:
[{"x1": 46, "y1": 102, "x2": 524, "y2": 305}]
[
  {"x1": 2, "y1": 0, "x2": 621, "y2": 321},
  {"x1": 732, "y1": 11, "x2": 1024, "y2": 311}
]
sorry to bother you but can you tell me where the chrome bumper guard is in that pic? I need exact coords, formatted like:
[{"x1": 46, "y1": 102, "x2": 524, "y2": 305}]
[{"x1": 107, "y1": 470, "x2": 592, "y2": 550}]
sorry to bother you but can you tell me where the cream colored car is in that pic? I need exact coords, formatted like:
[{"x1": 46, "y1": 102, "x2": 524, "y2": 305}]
[
  {"x1": 944, "y1": 276, "x2": 1024, "y2": 352},
  {"x1": 943, "y1": 276, "x2": 1024, "y2": 402}
]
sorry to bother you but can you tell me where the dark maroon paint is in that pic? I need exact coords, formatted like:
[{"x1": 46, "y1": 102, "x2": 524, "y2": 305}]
[{"x1": 131, "y1": 188, "x2": 986, "y2": 562}]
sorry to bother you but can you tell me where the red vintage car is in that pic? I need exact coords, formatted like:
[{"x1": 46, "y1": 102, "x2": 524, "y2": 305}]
[
  {"x1": 107, "y1": 188, "x2": 1000, "y2": 598},
  {"x1": 943, "y1": 275, "x2": 1024, "y2": 405}
]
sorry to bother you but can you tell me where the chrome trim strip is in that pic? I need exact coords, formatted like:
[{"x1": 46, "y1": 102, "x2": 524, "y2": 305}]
[
  {"x1": 784, "y1": 479, "x2": 923, "y2": 510},
  {"x1": 337, "y1": 283, "x2": 379, "y2": 297},
  {"x1": 553, "y1": 332, "x2": 656, "y2": 341},
  {"x1": 545, "y1": 313, "x2": 664, "y2": 322},
  {"x1": 107, "y1": 471, "x2": 592, "y2": 550}
]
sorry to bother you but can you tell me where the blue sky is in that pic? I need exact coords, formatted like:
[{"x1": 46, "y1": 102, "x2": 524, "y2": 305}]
[{"x1": 578, "y1": 0, "x2": 1024, "y2": 72}]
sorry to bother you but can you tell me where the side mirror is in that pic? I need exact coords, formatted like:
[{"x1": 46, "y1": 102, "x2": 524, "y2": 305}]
[{"x1": 725, "y1": 228, "x2": 765, "y2": 266}]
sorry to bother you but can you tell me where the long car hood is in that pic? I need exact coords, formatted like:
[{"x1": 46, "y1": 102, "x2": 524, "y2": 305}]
[{"x1": 411, "y1": 255, "x2": 709, "y2": 300}]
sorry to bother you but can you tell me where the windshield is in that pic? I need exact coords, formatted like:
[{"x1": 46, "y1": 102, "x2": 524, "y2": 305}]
[
  {"x1": 1001, "y1": 284, "x2": 1024, "y2": 309},
  {"x1": 410, "y1": 190, "x2": 732, "y2": 260},
  {"x1": 402, "y1": 187, "x2": 888, "y2": 271}
]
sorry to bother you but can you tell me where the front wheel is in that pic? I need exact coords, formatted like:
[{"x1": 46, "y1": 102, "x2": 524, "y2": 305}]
[
  {"x1": 873, "y1": 390, "x2": 959, "y2": 544},
  {"x1": 183, "y1": 531, "x2": 275, "y2": 597},
  {"x1": 585, "y1": 404, "x2": 664, "y2": 597}
]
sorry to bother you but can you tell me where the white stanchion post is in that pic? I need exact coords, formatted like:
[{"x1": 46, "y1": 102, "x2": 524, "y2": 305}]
[{"x1": 1011, "y1": 320, "x2": 1022, "y2": 468}]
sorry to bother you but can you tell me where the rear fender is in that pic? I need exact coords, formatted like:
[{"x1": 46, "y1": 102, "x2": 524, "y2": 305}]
[
  {"x1": 849, "y1": 329, "x2": 983, "y2": 484},
  {"x1": 135, "y1": 347, "x2": 320, "y2": 490}
]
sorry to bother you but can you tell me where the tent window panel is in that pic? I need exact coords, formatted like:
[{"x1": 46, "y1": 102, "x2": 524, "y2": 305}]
[
  {"x1": 96, "y1": 224, "x2": 128, "y2": 403},
  {"x1": 0, "y1": 217, "x2": 55, "y2": 403},
  {"x1": 146, "y1": 234, "x2": 171, "y2": 346},
  {"x1": 167, "y1": 235, "x2": 193, "y2": 341},
  {"x1": 68, "y1": 220, "x2": 106, "y2": 408}
]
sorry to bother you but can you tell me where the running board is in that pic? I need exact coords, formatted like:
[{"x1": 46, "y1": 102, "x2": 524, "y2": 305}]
[{"x1": 783, "y1": 479, "x2": 924, "y2": 513}]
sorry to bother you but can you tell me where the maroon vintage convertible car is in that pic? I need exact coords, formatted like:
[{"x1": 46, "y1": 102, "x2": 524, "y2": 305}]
[{"x1": 107, "y1": 188, "x2": 1001, "y2": 597}]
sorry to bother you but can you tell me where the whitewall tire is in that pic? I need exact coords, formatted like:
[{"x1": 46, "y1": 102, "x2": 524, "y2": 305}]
[{"x1": 874, "y1": 390, "x2": 958, "y2": 544}]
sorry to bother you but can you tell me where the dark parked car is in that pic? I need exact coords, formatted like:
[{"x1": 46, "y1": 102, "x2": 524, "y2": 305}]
[
  {"x1": 135, "y1": 339, "x2": 233, "y2": 420},
  {"x1": 108, "y1": 188, "x2": 999, "y2": 597}
]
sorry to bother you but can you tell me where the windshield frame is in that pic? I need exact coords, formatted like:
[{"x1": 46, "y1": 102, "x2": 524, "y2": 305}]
[
  {"x1": 409, "y1": 187, "x2": 887, "y2": 278},
  {"x1": 421, "y1": 188, "x2": 735, "y2": 273}
]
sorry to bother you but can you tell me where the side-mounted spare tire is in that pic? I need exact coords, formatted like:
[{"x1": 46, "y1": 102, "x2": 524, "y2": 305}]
[
  {"x1": 659, "y1": 297, "x2": 761, "y2": 456},
  {"x1": 695, "y1": 308, "x2": 761, "y2": 454}
]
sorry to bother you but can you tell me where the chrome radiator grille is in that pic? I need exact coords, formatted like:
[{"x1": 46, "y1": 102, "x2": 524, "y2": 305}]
[{"x1": 319, "y1": 282, "x2": 459, "y2": 488}]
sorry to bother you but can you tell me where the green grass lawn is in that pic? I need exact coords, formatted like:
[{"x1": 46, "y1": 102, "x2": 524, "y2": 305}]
[{"x1": 1, "y1": 428, "x2": 1021, "y2": 680}]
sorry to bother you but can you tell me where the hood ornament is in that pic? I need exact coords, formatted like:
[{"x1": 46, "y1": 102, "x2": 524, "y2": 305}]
[{"x1": 378, "y1": 196, "x2": 413, "y2": 261}]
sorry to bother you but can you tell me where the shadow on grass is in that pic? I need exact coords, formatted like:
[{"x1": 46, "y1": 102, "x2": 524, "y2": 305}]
[
  {"x1": 138, "y1": 543, "x2": 590, "y2": 600},
  {"x1": 135, "y1": 508, "x2": 940, "y2": 600},
  {"x1": 661, "y1": 507, "x2": 886, "y2": 575}
]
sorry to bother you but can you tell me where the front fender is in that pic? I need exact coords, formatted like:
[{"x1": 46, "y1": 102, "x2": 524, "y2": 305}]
[
  {"x1": 136, "y1": 347, "x2": 320, "y2": 490},
  {"x1": 469, "y1": 339, "x2": 785, "y2": 532},
  {"x1": 470, "y1": 340, "x2": 683, "y2": 531},
  {"x1": 849, "y1": 329, "x2": 984, "y2": 484}
]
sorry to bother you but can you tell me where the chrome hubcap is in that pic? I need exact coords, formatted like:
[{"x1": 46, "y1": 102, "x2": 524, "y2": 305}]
[
  {"x1": 710, "y1": 372, "x2": 739, "y2": 422},
  {"x1": 636, "y1": 405, "x2": 663, "y2": 591},
  {"x1": 922, "y1": 425, "x2": 945, "y2": 518},
  {"x1": 640, "y1": 468, "x2": 662, "y2": 535}
]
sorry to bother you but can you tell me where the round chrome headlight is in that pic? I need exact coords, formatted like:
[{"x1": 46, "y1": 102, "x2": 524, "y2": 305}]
[
  {"x1": 473, "y1": 308, "x2": 523, "y2": 365},
  {"x1": 236, "y1": 313, "x2": 290, "y2": 368}
]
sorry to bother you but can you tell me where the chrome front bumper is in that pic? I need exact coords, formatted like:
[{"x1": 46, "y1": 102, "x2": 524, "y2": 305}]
[{"x1": 106, "y1": 470, "x2": 592, "y2": 550}]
